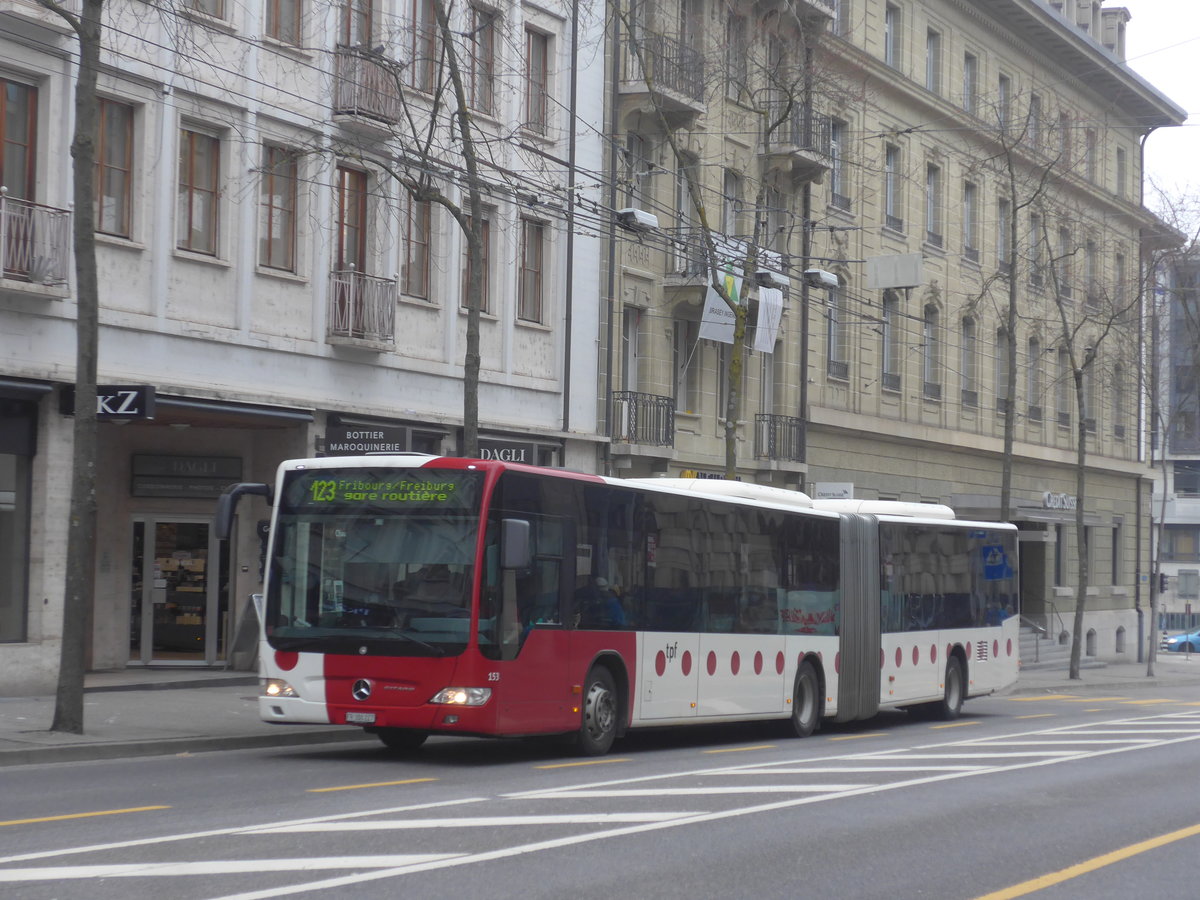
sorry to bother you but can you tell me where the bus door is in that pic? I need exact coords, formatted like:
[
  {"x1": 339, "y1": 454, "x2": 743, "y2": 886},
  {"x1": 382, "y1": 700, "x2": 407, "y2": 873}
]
[
  {"x1": 835, "y1": 514, "x2": 880, "y2": 722},
  {"x1": 488, "y1": 513, "x2": 572, "y2": 733}
]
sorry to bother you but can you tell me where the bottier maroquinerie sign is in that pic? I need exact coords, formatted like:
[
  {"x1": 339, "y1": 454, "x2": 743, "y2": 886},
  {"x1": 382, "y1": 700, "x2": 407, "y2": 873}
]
[{"x1": 324, "y1": 423, "x2": 407, "y2": 454}]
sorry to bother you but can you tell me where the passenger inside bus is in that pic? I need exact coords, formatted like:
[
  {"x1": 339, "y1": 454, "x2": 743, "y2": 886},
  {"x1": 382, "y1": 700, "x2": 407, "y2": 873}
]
[{"x1": 576, "y1": 577, "x2": 627, "y2": 629}]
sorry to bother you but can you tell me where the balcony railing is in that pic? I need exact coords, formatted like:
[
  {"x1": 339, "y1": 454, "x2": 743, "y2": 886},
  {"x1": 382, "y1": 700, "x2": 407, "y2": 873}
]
[
  {"x1": 670, "y1": 227, "x2": 708, "y2": 278},
  {"x1": 328, "y1": 268, "x2": 396, "y2": 344},
  {"x1": 621, "y1": 31, "x2": 705, "y2": 105},
  {"x1": 0, "y1": 189, "x2": 71, "y2": 287},
  {"x1": 333, "y1": 47, "x2": 402, "y2": 125},
  {"x1": 763, "y1": 102, "x2": 832, "y2": 156},
  {"x1": 611, "y1": 390, "x2": 675, "y2": 447},
  {"x1": 755, "y1": 414, "x2": 806, "y2": 463}
]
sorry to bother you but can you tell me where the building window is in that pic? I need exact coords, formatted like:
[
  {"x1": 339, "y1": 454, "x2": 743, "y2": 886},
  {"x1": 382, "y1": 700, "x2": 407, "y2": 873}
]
[
  {"x1": 884, "y1": 4, "x2": 902, "y2": 68},
  {"x1": 673, "y1": 319, "x2": 701, "y2": 414},
  {"x1": 829, "y1": 119, "x2": 850, "y2": 210},
  {"x1": 401, "y1": 195, "x2": 431, "y2": 300},
  {"x1": 460, "y1": 214, "x2": 491, "y2": 314},
  {"x1": 1112, "y1": 362, "x2": 1125, "y2": 438},
  {"x1": 997, "y1": 73, "x2": 1011, "y2": 131},
  {"x1": 962, "y1": 52, "x2": 977, "y2": 114},
  {"x1": 406, "y1": 0, "x2": 438, "y2": 92},
  {"x1": 338, "y1": 0, "x2": 373, "y2": 46},
  {"x1": 1111, "y1": 524, "x2": 1122, "y2": 584},
  {"x1": 0, "y1": 77, "x2": 37, "y2": 200},
  {"x1": 1180, "y1": 570, "x2": 1200, "y2": 599},
  {"x1": 997, "y1": 196, "x2": 1011, "y2": 273},
  {"x1": 467, "y1": 6, "x2": 496, "y2": 114},
  {"x1": 258, "y1": 144, "x2": 297, "y2": 272},
  {"x1": 1164, "y1": 526, "x2": 1200, "y2": 562},
  {"x1": 925, "y1": 29, "x2": 941, "y2": 93},
  {"x1": 881, "y1": 290, "x2": 901, "y2": 391},
  {"x1": 923, "y1": 304, "x2": 940, "y2": 398},
  {"x1": 624, "y1": 133, "x2": 652, "y2": 209},
  {"x1": 722, "y1": 169, "x2": 742, "y2": 235},
  {"x1": 187, "y1": 0, "x2": 224, "y2": 17},
  {"x1": 884, "y1": 144, "x2": 903, "y2": 231},
  {"x1": 962, "y1": 181, "x2": 978, "y2": 261},
  {"x1": 0, "y1": 423, "x2": 33, "y2": 642},
  {"x1": 524, "y1": 28, "x2": 549, "y2": 134},
  {"x1": 266, "y1": 0, "x2": 302, "y2": 44},
  {"x1": 1055, "y1": 225, "x2": 1072, "y2": 298},
  {"x1": 1084, "y1": 240, "x2": 1098, "y2": 308},
  {"x1": 1085, "y1": 128, "x2": 1097, "y2": 182},
  {"x1": 726, "y1": 14, "x2": 749, "y2": 99},
  {"x1": 826, "y1": 285, "x2": 849, "y2": 380},
  {"x1": 1028, "y1": 93, "x2": 1042, "y2": 149},
  {"x1": 1115, "y1": 147, "x2": 1127, "y2": 199},
  {"x1": 176, "y1": 128, "x2": 220, "y2": 255},
  {"x1": 831, "y1": 0, "x2": 851, "y2": 36},
  {"x1": 925, "y1": 164, "x2": 942, "y2": 247},
  {"x1": 995, "y1": 328, "x2": 1010, "y2": 413},
  {"x1": 1056, "y1": 347, "x2": 1071, "y2": 427},
  {"x1": 960, "y1": 317, "x2": 977, "y2": 407},
  {"x1": 1054, "y1": 524, "x2": 1066, "y2": 586},
  {"x1": 1175, "y1": 462, "x2": 1200, "y2": 497},
  {"x1": 1029, "y1": 213, "x2": 1044, "y2": 287},
  {"x1": 334, "y1": 164, "x2": 368, "y2": 272},
  {"x1": 1057, "y1": 111, "x2": 1071, "y2": 163},
  {"x1": 518, "y1": 217, "x2": 545, "y2": 322},
  {"x1": 1027, "y1": 337, "x2": 1042, "y2": 421},
  {"x1": 95, "y1": 98, "x2": 133, "y2": 238}
]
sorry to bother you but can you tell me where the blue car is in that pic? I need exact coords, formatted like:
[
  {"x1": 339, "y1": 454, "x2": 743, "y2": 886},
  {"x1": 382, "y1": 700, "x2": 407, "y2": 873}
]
[{"x1": 1161, "y1": 629, "x2": 1200, "y2": 652}]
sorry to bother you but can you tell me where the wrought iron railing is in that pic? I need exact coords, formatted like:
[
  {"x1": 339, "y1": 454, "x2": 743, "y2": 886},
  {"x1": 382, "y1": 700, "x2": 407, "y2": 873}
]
[
  {"x1": 669, "y1": 227, "x2": 708, "y2": 277},
  {"x1": 622, "y1": 31, "x2": 705, "y2": 104},
  {"x1": 328, "y1": 268, "x2": 396, "y2": 343},
  {"x1": 611, "y1": 391, "x2": 675, "y2": 447},
  {"x1": 333, "y1": 47, "x2": 402, "y2": 124},
  {"x1": 0, "y1": 189, "x2": 71, "y2": 286},
  {"x1": 763, "y1": 102, "x2": 832, "y2": 156},
  {"x1": 755, "y1": 414, "x2": 805, "y2": 462}
]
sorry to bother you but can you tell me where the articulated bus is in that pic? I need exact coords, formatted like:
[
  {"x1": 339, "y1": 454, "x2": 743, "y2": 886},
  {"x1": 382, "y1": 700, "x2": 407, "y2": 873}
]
[{"x1": 216, "y1": 455, "x2": 1019, "y2": 755}]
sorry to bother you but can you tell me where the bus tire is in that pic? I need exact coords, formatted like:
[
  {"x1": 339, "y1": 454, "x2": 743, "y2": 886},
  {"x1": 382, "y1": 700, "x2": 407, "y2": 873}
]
[
  {"x1": 788, "y1": 660, "x2": 821, "y2": 738},
  {"x1": 934, "y1": 656, "x2": 965, "y2": 720},
  {"x1": 372, "y1": 728, "x2": 428, "y2": 753},
  {"x1": 577, "y1": 667, "x2": 619, "y2": 756}
]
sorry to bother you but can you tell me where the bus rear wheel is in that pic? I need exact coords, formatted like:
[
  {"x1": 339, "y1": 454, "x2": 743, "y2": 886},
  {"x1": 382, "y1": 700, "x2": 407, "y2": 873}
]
[
  {"x1": 788, "y1": 660, "x2": 821, "y2": 738},
  {"x1": 577, "y1": 667, "x2": 618, "y2": 756},
  {"x1": 372, "y1": 728, "x2": 429, "y2": 753},
  {"x1": 933, "y1": 656, "x2": 965, "y2": 720}
]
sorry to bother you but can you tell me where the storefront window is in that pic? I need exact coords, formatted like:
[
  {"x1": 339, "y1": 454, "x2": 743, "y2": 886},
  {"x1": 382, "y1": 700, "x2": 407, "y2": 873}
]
[{"x1": 0, "y1": 452, "x2": 31, "y2": 642}]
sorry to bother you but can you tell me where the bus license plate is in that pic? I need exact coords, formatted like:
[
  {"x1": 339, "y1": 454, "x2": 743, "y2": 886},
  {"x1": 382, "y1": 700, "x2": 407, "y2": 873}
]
[{"x1": 346, "y1": 712, "x2": 376, "y2": 724}]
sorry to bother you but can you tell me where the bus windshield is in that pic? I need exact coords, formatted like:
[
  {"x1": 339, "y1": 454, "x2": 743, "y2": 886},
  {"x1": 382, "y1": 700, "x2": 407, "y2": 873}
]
[{"x1": 265, "y1": 467, "x2": 485, "y2": 656}]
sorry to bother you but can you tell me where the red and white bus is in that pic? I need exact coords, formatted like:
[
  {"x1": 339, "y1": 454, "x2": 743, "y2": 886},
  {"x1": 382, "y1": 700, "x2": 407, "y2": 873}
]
[{"x1": 217, "y1": 455, "x2": 1019, "y2": 755}]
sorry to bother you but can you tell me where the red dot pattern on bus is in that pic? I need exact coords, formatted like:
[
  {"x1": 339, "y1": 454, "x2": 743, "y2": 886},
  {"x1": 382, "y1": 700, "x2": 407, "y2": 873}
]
[
  {"x1": 754, "y1": 651, "x2": 763, "y2": 675},
  {"x1": 731, "y1": 651, "x2": 741, "y2": 675},
  {"x1": 655, "y1": 650, "x2": 666, "y2": 677},
  {"x1": 776, "y1": 651, "x2": 785, "y2": 675},
  {"x1": 682, "y1": 650, "x2": 693, "y2": 676},
  {"x1": 275, "y1": 650, "x2": 299, "y2": 671},
  {"x1": 707, "y1": 651, "x2": 717, "y2": 676}
]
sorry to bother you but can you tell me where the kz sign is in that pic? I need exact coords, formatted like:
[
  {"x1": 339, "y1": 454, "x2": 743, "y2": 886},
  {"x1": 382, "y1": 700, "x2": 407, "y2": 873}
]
[{"x1": 60, "y1": 385, "x2": 156, "y2": 420}]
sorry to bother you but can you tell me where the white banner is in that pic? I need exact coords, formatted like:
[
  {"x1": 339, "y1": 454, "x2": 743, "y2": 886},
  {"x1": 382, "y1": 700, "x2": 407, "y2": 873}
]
[
  {"x1": 753, "y1": 287, "x2": 783, "y2": 353},
  {"x1": 698, "y1": 265, "x2": 743, "y2": 344}
]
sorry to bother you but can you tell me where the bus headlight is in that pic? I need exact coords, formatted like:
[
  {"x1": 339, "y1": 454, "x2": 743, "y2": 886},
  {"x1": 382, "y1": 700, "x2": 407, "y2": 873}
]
[
  {"x1": 430, "y1": 687, "x2": 492, "y2": 706},
  {"x1": 262, "y1": 678, "x2": 298, "y2": 698}
]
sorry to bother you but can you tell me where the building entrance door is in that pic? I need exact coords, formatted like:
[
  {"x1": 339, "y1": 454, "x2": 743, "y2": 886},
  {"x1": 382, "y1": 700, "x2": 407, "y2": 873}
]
[{"x1": 129, "y1": 518, "x2": 227, "y2": 665}]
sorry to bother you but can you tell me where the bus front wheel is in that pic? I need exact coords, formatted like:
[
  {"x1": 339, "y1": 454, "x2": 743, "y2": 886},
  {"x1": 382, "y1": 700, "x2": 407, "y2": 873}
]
[
  {"x1": 577, "y1": 667, "x2": 619, "y2": 756},
  {"x1": 788, "y1": 660, "x2": 821, "y2": 738},
  {"x1": 372, "y1": 728, "x2": 429, "y2": 753}
]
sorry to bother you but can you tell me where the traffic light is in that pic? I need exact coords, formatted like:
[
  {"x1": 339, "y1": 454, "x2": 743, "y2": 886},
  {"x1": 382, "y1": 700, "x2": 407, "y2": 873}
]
[{"x1": 1159, "y1": 572, "x2": 1170, "y2": 593}]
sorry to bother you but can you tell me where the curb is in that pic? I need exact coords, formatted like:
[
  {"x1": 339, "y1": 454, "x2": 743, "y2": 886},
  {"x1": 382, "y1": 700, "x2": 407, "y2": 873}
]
[{"x1": 0, "y1": 729, "x2": 375, "y2": 768}]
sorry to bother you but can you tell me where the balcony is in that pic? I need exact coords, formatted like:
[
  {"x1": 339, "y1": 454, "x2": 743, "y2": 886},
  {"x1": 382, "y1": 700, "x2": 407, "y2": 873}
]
[
  {"x1": 611, "y1": 390, "x2": 675, "y2": 448},
  {"x1": 761, "y1": 102, "x2": 831, "y2": 181},
  {"x1": 327, "y1": 268, "x2": 396, "y2": 348},
  {"x1": 755, "y1": 414, "x2": 805, "y2": 463},
  {"x1": 619, "y1": 31, "x2": 705, "y2": 122},
  {"x1": 667, "y1": 227, "x2": 708, "y2": 281},
  {"x1": 333, "y1": 47, "x2": 402, "y2": 128},
  {"x1": 1, "y1": 190, "x2": 71, "y2": 297}
]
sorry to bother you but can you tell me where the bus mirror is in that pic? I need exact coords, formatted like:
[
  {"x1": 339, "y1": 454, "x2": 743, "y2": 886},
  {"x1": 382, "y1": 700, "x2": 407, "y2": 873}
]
[
  {"x1": 215, "y1": 482, "x2": 273, "y2": 541},
  {"x1": 500, "y1": 518, "x2": 531, "y2": 569}
]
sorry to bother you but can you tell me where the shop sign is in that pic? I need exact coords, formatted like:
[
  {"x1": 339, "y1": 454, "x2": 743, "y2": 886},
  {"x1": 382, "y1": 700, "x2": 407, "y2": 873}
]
[
  {"x1": 131, "y1": 454, "x2": 243, "y2": 499},
  {"x1": 324, "y1": 422, "x2": 408, "y2": 455},
  {"x1": 1042, "y1": 492, "x2": 1077, "y2": 510},
  {"x1": 478, "y1": 438, "x2": 537, "y2": 464},
  {"x1": 814, "y1": 482, "x2": 854, "y2": 500},
  {"x1": 61, "y1": 384, "x2": 156, "y2": 420}
]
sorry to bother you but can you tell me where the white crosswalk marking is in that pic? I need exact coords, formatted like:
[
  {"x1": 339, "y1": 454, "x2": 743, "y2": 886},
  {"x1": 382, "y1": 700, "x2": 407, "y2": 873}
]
[{"x1": 0, "y1": 857, "x2": 462, "y2": 881}]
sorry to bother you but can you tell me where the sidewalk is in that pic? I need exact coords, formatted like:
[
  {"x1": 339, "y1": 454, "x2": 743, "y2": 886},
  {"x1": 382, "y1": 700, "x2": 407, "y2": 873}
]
[{"x1": 2, "y1": 657, "x2": 1198, "y2": 768}]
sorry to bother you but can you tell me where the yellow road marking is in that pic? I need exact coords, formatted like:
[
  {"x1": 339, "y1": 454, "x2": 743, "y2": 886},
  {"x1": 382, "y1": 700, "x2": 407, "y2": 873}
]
[
  {"x1": 307, "y1": 778, "x2": 437, "y2": 793},
  {"x1": 974, "y1": 822, "x2": 1200, "y2": 899},
  {"x1": 828, "y1": 733, "x2": 886, "y2": 741},
  {"x1": 1007, "y1": 694, "x2": 1077, "y2": 701},
  {"x1": 1061, "y1": 696, "x2": 1127, "y2": 702},
  {"x1": 535, "y1": 758, "x2": 632, "y2": 769},
  {"x1": 0, "y1": 806, "x2": 170, "y2": 827},
  {"x1": 702, "y1": 745, "x2": 776, "y2": 754},
  {"x1": 1016, "y1": 714, "x2": 1055, "y2": 720},
  {"x1": 1120, "y1": 699, "x2": 1177, "y2": 705},
  {"x1": 931, "y1": 721, "x2": 979, "y2": 730}
]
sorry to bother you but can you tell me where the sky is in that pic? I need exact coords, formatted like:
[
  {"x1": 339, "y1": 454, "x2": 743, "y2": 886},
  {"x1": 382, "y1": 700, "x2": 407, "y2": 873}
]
[{"x1": 1122, "y1": 2, "x2": 1200, "y2": 207}]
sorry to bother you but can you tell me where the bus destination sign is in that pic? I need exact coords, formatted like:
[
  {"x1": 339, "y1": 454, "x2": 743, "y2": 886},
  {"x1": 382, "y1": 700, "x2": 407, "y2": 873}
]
[{"x1": 284, "y1": 468, "x2": 481, "y2": 512}]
